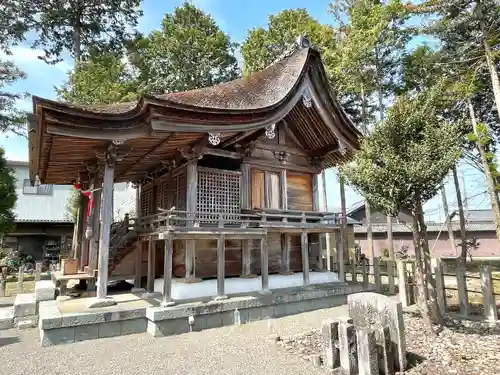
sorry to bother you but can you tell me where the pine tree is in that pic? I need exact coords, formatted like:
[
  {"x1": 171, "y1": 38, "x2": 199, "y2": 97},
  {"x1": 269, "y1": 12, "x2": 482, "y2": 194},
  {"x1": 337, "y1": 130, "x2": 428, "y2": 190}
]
[{"x1": 0, "y1": 147, "x2": 17, "y2": 235}]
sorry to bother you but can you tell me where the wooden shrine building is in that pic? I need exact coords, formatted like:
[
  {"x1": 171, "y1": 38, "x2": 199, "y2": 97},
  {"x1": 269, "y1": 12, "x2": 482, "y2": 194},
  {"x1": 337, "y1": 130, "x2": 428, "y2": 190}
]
[{"x1": 27, "y1": 36, "x2": 361, "y2": 307}]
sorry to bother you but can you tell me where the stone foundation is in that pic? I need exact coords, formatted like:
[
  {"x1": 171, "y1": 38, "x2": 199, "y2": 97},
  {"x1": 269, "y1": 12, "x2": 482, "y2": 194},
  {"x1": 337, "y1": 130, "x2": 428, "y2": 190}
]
[{"x1": 38, "y1": 283, "x2": 373, "y2": 346}]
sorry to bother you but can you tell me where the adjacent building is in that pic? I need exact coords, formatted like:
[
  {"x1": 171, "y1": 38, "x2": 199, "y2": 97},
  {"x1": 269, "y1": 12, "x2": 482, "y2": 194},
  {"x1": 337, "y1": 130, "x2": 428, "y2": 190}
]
[{"x1": 350, "y1": 203, "x2": 500, "y2": 259}]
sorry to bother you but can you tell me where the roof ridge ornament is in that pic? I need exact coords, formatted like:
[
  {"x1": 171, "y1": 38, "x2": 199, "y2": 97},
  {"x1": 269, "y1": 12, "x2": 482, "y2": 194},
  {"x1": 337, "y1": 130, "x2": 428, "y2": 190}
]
[{"x1": 296, "y1": 35, "x2": 311, "y2": 49}]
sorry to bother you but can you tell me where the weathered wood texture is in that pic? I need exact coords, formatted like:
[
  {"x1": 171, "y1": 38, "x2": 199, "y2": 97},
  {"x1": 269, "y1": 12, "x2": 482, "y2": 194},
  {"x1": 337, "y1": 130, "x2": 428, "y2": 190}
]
[
  {"x1": 140, "y1": 166, "x2": 187, "y2": 216},
  {"x1": 197, "y1": 167, "x2": 241, "y2": 222},
  {"x1": 287, "y1": 173, "x2": 313, "y2": 211},
  {"x1": 251, "y1": 169, "x2": 265, "y2": 209}
]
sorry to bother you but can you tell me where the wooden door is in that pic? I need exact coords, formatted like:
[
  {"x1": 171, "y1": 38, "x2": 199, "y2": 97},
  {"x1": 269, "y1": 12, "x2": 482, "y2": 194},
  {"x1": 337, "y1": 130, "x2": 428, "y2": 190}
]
[{"x1": 251, "y1": 169, "x2": 265, "y2": 209}]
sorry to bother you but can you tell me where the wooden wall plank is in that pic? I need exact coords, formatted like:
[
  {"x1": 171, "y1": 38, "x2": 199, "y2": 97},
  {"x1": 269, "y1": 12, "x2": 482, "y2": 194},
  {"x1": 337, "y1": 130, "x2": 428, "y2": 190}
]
[
  {"x1": 287, "y1": 173, "x2": 313, "y2": 211},
  {"x1": 251, "y1": 169, "x2": 264, "y2": 209}
]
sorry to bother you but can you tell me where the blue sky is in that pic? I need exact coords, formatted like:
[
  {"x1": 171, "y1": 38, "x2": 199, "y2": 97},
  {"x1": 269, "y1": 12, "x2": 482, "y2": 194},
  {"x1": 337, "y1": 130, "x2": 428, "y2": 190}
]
[{"x1": 0, "y1": 0, "x2": 491, "y2": 220}]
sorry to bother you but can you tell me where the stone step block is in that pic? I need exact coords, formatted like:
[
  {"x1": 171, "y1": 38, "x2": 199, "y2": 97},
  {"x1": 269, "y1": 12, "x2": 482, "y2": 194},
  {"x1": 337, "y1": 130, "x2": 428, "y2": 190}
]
[
  {"x1": 16, "y1": 315, "x2": 38, "y2": 329},
  {"x1": 35, "y1": 280, "x2": 56, "y2": 302},
  {"x1": 14, "y1": 293, "x2": 37, "y2": 318},
  {"x1": 0, "y1": 306, "x2": 14, "y2": 330}
]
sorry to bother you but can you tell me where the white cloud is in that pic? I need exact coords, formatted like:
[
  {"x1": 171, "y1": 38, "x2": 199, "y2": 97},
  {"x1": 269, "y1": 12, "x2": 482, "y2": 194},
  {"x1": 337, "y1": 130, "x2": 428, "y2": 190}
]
[{"x1": 0, "y1": 45, "x2": 71, "y2": 73}]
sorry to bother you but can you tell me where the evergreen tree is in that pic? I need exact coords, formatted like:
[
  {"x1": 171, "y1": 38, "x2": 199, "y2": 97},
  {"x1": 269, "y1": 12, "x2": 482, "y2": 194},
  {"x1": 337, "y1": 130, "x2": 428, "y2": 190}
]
[{"x1": 0, "y1": 147, "x2": 17, "y2": 235}]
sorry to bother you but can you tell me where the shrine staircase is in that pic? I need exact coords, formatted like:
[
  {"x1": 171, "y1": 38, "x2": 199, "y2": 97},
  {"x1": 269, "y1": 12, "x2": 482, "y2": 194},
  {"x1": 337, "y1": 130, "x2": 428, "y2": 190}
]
[{"x1": 108, "y1": 219, "x2": 138, "y2": 275}]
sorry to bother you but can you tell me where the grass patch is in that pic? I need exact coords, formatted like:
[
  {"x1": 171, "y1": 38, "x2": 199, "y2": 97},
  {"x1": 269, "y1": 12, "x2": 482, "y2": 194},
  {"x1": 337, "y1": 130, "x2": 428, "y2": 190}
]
[{"x1": 4, "y1": 280, "x2": 35, "y2": 297}]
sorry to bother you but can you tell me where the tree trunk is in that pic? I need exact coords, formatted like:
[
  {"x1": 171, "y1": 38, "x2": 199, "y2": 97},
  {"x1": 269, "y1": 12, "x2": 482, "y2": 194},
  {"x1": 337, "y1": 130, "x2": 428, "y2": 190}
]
[
  {"x1": 477, "y1": 1, "x2": 500, "y2": 120},
  {"x1": 440, "y1": 185, "x2": 456, "y2": 255},
  {"x1": 360, "y1": 83, "x2": 375, "y2": 260},
  {"x1": 73, "y1": 15, "x2": 82, "y2": 68},
  {"x1": 413, "y1": 202, "x2": 444, "y2": 332},
  {"x1": 452, "y1": 167, "x2": 468, "y2": 260},
  {"x1": 468, "y1": 99, "x2": 500, "y2": 243}
]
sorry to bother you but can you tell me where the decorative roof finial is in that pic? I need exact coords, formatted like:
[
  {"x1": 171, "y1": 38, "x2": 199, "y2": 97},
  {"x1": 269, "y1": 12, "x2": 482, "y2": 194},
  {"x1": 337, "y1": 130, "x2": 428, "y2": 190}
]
[{"x1": 296, "y1": 35, "x2": 311, "y2": 49}]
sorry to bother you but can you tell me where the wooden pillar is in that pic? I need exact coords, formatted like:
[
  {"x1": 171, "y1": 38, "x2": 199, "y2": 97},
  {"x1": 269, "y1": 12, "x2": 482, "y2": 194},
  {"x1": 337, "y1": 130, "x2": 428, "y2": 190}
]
[
  {"x1": 89, "y1": 157, "x2": 116, "y2": 307},
  {"x1": 89, "y1": 188, "x2": 101, "y2": 274},
  {"x1": 480, "y1": 265, "x2": 497, "y2": 322},
  {"x1": 146, "y1": 236, "x2": 156, "y2": 293},
  {"x1": 321, "y1": 170, "x2": 332, "y2": 271},
  {"x1": 133, "y1": 240, "x2": 143, "y2": 290},
  {"x1": 215, "y1": 234, "x2": 227, "y2": 300},
  {"x1": 162, "y1": 235, "x2": 175, "y2": 306},
  {"x1": 280, "y1": 169, "x2": 287, "y2": 210},
  {"x1": 185, "y1": 160, "x2": 197, "y2": 280},
  {"x1": 260, "y1": 235, "x2": 270, "y2": 293},
  {"x1": 280, "y1": 234, "x2": 292, "y2": 274},
  {"x1": 72, "y1": 193, "x2": 85, "y2": 260},
  {"x1": 301, "y1": 230, "x2": 310, "y2": 285},
  {"x1": 241, "y1": 240, "x2": 252, "y2": 276},
  {"x1": 338, "y1": 177, "x2": 346, "y2": 281},
  {"x1": 240, "y1": 163, "x2": 251, "y2": 209},
  {"x1": 135, "y1": 183, "x2": 142, "y2": 218},
  {"x1": 79, "y1": 193, "x2": 90, "y2": 271},
  {"x1": 312, "y1": 173, "x2": 324, "y2": 271}
]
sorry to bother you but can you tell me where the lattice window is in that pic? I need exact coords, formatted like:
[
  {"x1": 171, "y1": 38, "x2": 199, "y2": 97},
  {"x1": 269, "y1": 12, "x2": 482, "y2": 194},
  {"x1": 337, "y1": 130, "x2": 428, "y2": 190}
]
[
  {"x1": 141, "y1": 184, "x2": 153, "y2": 217},
  {"x1": 197, "y1": 167, "x2": 240, "y2": 224}
]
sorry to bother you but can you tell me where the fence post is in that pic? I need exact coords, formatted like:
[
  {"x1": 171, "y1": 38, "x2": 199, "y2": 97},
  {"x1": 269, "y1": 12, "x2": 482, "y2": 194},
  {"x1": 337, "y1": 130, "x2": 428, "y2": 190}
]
[
  {"x1": 433, "y1": 258, "x2": 447, "y2": 316},
  {"x1": 396, "y1": 261, "x2": 410, "y2": 307},
  {"x1": 361, "y1": 261, "x2": 369, "y2": 287},
  {"x1": 373, "y1": 257, "x2": 382, "y2": 292},
  {"x1": 17, "y1": 265, "x2": 25, "y2": 294},
  {"x1": 351, "y1": 256, "x2": 357, "y2": 282},
  {"x1": 456, "y1": 261, "x2": 469, "y2": 317},
  {"x1": 0, "y1": 267, "x2": 6, "y2": 297},
  {"x1": 387, "y1": 260, "x2": 395, "y2": 294},
  {"x1": 35, "y1": 262, "x2": 43, "y2": 281},
  {"x1": 480, "y1": 265, "x2": 497, "y2": 322}
]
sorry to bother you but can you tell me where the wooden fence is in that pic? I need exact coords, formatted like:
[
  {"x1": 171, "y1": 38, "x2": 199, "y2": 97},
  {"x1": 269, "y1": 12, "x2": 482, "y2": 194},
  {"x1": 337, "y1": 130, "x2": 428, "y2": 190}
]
[
  {"x1": 344, "y1": 257, "x2": 499, "y2": 322},
  {"x1": 0, "y1": 262, "x2": 48, "y2": 298}
]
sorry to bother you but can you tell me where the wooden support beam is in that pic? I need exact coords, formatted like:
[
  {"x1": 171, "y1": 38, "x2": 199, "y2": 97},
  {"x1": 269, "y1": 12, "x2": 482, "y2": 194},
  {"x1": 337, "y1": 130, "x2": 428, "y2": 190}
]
[
  {"x1": 185, "y1": 159, "x2": 197, "y2": 280},
  {"x1": 134, "y1": 240, "x2": 143, "y2": 289},
  {"x1": 201, "y1": 147, "x2": 243, "y2": 159},
  {"x1": 215, "y1": 234, "x2": 227, "y2": 300},
  {"x1": 240, "y1": 163, "x2": 251, "y2": 210},
  {"x1": 146, "y1": 237, "x2": 156, "y2": 293},
  {"x1": 260, "y1": 235, "x2": 270, "y2": 293},
  {"x1": 301, "y1": 230, "x2": 310, "y2": 285},
  {"x1": 162, "y1": 235, "x2": 175, "y2": 306},
  {"x1": 280, "y1": 234, "x2": 292, "y2": 274},
  {"x1": 241, "y1": 239, "x2": 252, "y2": 276}
]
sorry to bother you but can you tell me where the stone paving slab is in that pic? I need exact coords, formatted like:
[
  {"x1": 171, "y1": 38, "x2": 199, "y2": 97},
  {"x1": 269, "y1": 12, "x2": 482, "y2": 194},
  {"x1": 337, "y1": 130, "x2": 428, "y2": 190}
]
[
  {"x1": 35, "y1": 280, "x2": 56, "y2": 302},
  {"x1": 0, "y1": 306, "x2": 14, "y2": 330},
  {"x1": 14, "y1": 293, "x2": 36, "y2": 318}
]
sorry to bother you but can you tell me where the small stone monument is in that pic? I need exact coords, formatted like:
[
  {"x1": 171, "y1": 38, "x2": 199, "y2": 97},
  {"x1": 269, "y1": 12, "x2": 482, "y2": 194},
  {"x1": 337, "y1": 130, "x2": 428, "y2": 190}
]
[{"x1": 347, "y1": 292, "x2": 406, "y2": 371}]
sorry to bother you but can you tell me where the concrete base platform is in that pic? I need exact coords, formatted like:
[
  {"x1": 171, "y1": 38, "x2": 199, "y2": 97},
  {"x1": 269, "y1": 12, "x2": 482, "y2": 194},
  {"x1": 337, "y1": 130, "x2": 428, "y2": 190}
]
[
  {"x1": 38, "y1": 282, "x2": 373, "y2": 346},
  {"x1": 0, "y1": 306, "x2": 14, "y2": 330}
]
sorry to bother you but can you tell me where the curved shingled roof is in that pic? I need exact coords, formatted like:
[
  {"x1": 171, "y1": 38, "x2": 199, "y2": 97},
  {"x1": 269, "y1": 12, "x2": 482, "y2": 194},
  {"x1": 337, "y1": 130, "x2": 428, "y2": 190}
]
[{"x1": 29, "y1": 38, "x2": 362, "y2": 185}]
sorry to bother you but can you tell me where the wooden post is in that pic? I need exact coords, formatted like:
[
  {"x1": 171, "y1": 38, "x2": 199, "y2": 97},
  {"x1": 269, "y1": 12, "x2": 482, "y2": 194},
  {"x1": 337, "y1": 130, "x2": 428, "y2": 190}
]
[
  {"x1": 312, "y1": 174, "x2": 324, "y2": 271},
  {"x1": 241, "y1": 163, "x2": 251, "y2": 210},
  {"x1": 17, "y1": 265, "x2": 24, "y2": 293},
  {"x1": 280, "y1": 169, "x2": 288, "y2": 211},
  {"x1": 35, "y1": 262, "x2": 43, "y2": 281},
  {"x1": 321, "y1": 170, "x2": 331, "y2": 271},
  {"x1": 338, "y1": 177, "x2": 346, "y2": 281},
  {"x1": 456, "y1": 261, "x2": 469, "y2": 316},
  {"x1": 89, "y1": 157, "x2": 116, "y2": 307},
  {"x1": 0, "y1": 267, "x2": 6, "y2": 297},
  {"x1": 280, "y1": 234, "x2": 291, "y2": 274},
  {"x1": 89, "y1": 188, "x2": 101, "y2": 274},
  {"x1": 241, "y1": 240, "x2": 252, "y2": 277},
  {"x1": 162, "y1": 235, "x2": 175, "y2": 307},
  {"x1": 133, "y1": 240, "x2": 143, "y2": 289},
  {"x1": 260, "y1": 235, "x2": 270, "y2": 293},
  {"x1": 351, "y1": 254, "x2": 357, "y2": 282},
  {"x1": 215, "y1": 234, "x2": 227, "y2": 300},
  {"x1": 480, "y1": 265, "x2": 497, "y2": 322},
  {"x1": 72, "y1": 193, "x2": 85, "y2": 260},
  {"x1": 373, "y1": 257, "x2": 381, "y2": 291},
  {"x1": 434, "y1": 258, "x2": 447, "y2": 316},
  {"x1": 79, "y1": 192, "x2": 90, "y2": 271},
  {"x1": 185, "y1": 159, "x2": 197, "y2": 280},
  {"x1": 146, "y1": 236, "x2": 156, "y2": 293},
  {"x1": 301, "y1": 231, "x2": 310, "y2": 286},
  {"x1": 361, "y1": 261, "x2": 368, "y2": 287},
  {"x1": 397, "y1": 261, "x2": 410, "y2": 308},
  {"x1": 387, "y1": 260, "x2": 395, "y2": 294}
]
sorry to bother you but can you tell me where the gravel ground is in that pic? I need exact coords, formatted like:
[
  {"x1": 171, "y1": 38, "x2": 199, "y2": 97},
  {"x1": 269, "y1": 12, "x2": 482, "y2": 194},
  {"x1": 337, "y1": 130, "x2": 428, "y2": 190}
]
[
  {"x1": 274, "y1": 311, "x2": 500, "y2": 375},
  {"x1": 0, "y1": 304, "x2": 351, "y2": 375}
]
